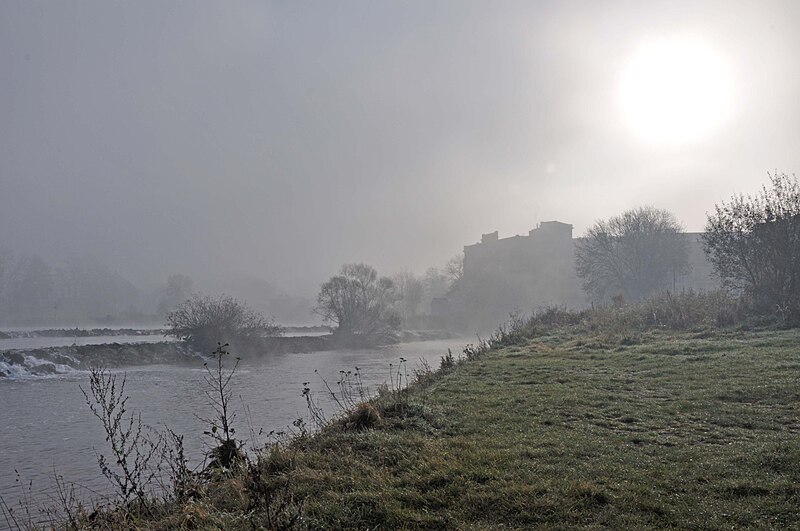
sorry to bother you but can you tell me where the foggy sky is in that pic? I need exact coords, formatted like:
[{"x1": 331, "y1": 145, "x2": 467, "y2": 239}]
[{"x1": 2, "y1": 0, "x2": 799, "y2": 296}]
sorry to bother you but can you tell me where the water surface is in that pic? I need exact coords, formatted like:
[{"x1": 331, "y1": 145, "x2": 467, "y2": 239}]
[{"x1": 0, "y1": 338, "x2": 468, "y2": 523}]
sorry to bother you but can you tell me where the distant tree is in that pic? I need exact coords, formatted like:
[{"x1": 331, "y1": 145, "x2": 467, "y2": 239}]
[
  {"x1": 3, "y1": 253, "x2": 55, "y2": 324},
  {"x1": 421, "y1": 266, "x2": 450, "y2": 312},
  {"x1": 393, "y1": 270, "x2": 424, "y2": 321},
  {"x1": 165, "y1": 294, "x2": 283, "y2": 352},
  {"x1": 444, "y1": 254, "x2": 464, "y2": 285},
  {"x1": 158, "y1": 274, "x2": 194, "y2": 317},
  {"x1": 314, "y1": 263, "x2": 400, "y2": 345},
  {"x1": 422, "y1": 267, "x2": 449, "y2": 297},
  {"x1": 703, "y1": 172, "x2": 800, "y2": 320},
  {"x1": 52, "y1": 255, "x2": 139, "y2": 323},
  {"x1": 576, "y1": 206, "x2": 689, "y2": 302}
]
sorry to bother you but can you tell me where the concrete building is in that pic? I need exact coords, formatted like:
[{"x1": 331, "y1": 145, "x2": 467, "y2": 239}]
[{"x1": 464, "y1": 221, "x2": 583, "y2": 302}]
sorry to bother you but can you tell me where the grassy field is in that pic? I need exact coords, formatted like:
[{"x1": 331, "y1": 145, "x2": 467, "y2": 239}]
[
  {"x1": 262, "y1": 327, "x2": 800, "y2": 529},
  {"x1": 57, "y1": 325, "x2": 800, "y2": 529}
]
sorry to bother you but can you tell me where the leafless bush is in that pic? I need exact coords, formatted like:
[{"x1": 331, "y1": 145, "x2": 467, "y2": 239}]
[
  {"x1": 166, "y1": 293, "x2": 283, "y2": 352},
  {"x1": 80, "y1": 367, "x2": 164, "y2": 506}
]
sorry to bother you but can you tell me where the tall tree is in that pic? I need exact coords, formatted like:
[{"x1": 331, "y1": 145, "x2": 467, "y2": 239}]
[
  {"x1": 576, "y1": 207, "x2": 689, "y2": 302},
  {"x1": 315, "y1": 263, "x2": 400, "y2": 344},
  {"x1": 444, "y1": 254, "x2": 464, "y2": 286}
]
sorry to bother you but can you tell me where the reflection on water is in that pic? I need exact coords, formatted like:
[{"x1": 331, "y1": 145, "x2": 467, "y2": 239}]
[{"x1": 0, "y1": 338, "x2": 468, "y2": 521}]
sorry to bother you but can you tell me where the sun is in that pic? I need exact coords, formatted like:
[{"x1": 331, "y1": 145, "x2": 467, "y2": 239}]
[{"x1": 618, "y1": 36, "x2": 734, "y2": 147}]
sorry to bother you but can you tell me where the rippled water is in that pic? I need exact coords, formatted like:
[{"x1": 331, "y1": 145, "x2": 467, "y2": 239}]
[{"x1": 0, "y1": 338, "x2": 468, "y2": 525}]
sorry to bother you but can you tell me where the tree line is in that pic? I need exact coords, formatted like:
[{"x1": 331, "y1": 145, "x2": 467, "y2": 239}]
[
  {"x1": 312, "y1": 258, "x2": 463, "y2": 346},
  {"x1": 0, "y1": 253, "x2": 141, "y2": 325},
  {"x1": 81, "y1": 171, "x2": 800, "y2": 348},
  {"x1": 163, "y1": 257, "x2": 464, "y2": 351},
  {"x1": 309, "y1": 171, "x2": 800, "y2": 342},
  {"x1": 575, "y1": 172, "x2": 800, "y2": 323}
]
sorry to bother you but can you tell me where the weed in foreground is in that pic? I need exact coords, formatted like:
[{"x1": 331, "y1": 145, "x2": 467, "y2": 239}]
[
  {"x1": 200, "y1": 343, "x2": 245, "y2": 469},
  {"x1": 80, "y1": 368, "x2": 164, "y2": 507}
]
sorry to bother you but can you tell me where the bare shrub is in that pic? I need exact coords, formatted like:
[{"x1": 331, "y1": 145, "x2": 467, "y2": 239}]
[
  {"x1": 166, "y1": 294, "x2": 283, "y2": 352},
  {"x1": 80, "y1": 367, "x2": 164, "y2": 506}
]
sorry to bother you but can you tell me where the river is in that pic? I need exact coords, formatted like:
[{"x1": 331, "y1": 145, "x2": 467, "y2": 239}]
[{"x1": 0, "y1": 336, "x2": 469, "y2": 526}]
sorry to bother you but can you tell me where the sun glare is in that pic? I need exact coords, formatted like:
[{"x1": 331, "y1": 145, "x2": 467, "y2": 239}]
[{"x1": 619, "y1": 37, "x2": 734, "y2": 147}]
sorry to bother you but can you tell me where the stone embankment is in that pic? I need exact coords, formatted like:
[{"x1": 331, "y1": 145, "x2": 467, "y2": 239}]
[{"x1": 0, "y1": 341, "x2": 196, "y2": 378}]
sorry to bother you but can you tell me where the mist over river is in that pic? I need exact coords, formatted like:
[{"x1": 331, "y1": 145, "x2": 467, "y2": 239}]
[{"x1": 0, "y1": 337, "x2": 469, "y2": 525}]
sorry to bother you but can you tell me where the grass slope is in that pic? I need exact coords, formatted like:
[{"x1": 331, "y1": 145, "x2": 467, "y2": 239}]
[
  {"x1": 278, "y1": 328, "x2": 800, "y2": 529},
  {"x1": 63, "y1": 326, "x2": 800, "y2": 529}
]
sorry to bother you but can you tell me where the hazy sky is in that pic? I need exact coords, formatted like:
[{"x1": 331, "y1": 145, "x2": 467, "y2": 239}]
[{"x1": 2, "y1": 1, "x2": 799, "y2": 295}]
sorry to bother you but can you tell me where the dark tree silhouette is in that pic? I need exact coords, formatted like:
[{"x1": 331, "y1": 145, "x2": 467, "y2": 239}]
[
  {"x1": 315, "y1": 263, "x2": 400, "y2": 345},
  {"x1": 703, "y1": 172, "x2": 800, "y2": 320}
]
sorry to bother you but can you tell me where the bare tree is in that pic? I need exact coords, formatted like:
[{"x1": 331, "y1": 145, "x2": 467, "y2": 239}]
[
  {"x1": 421, "y1": 266, "x2": 450, "y2": 313},
  {"x1": 165, "y1": 294, "x2": 283, "y2": 352},
  {"x1": 315, "y1": 263, "x2": 400, "y2": 345},
  {"x1": 444, "y1": 253, "x2": 464, "y2": 285},
  {"x1": 703, "y1": 172, "x2": 800, "y2": 320},
  {"x1": 393, "y1": 270, "x2": 424, "y2": 321},
  {"x1": 576, "y1": 206, "x2": 689, "y2": 302}
]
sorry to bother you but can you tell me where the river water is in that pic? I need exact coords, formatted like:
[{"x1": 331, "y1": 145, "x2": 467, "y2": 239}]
[{"x1": 0, "y1": 337, "x2": 468, "y2": 524}]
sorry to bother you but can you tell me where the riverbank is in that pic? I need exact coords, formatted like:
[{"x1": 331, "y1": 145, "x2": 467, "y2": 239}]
[{"x1": 50, "y1": 320, "x2": 800, "y2": 528}]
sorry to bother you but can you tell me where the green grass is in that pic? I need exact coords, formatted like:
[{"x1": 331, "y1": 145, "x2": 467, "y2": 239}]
[
  {"x1": 276, "y1": 327, "x2": 800, "y2": 529},
  {"x1": 62, "y1": 326, "x2": 800, "y2": 529}
]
